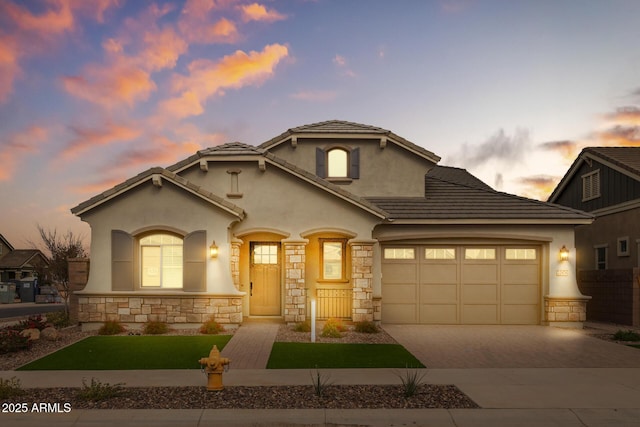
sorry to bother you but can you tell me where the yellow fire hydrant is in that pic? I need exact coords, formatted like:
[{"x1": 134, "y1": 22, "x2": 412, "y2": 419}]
[{"x1": 198, "y1": 345, "x2": 231, "y2": 391}]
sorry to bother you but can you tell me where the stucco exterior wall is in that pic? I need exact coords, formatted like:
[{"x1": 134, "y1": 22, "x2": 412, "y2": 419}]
[
  {"x1": 267, "y1": 139, "x2": 435, "y2": 197},
  {"x1": 79, "y1": 179, "x2": 241, "y2": 296}
]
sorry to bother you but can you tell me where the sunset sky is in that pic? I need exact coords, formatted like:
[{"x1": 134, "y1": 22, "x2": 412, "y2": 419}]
[{"x1": 1, "y1": 0, "x2": 640, "y2": 251}]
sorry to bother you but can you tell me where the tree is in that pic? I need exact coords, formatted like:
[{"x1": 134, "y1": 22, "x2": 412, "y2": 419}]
[{"x1": 31, "y1": 225, "x2": 87, "y2": 314}]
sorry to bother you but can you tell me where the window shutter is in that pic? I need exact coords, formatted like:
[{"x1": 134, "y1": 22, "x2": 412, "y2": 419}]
[
  {"x1": 316, "y1": 147, "x2": 326, "y2": 178},
  {"x1": 112, "y1": 230, "x2": 134, "y2": 291},
  {"x1": 183, "y1": 230, "x2": 206, "y2": 292},
  {"x1": 350, "y1": 147, "x2": 360, "y2": 179}
]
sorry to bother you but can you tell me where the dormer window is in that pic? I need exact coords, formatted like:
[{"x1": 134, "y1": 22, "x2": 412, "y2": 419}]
[
  {"x1": 316, "y1": 146, "x2": 359, "y2": 181},
  {"x1": 327, "y1": 148, "x2": 348, "y2": 177}
]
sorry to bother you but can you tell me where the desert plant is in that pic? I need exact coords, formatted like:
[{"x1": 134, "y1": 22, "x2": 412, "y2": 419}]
[
  {"x1": 310, "y1": 367, "x2": 332, "y2": 397},
  {"x1": 0, "y1": 377, "x2": 24, "y2": 399},
  {"x1": 199, "y1": 317, "x2": 225, "y2": 335},
  {"x1": 46, "y1": 311, "x2": 72, "y2": 328},
  {"x1": 293, "y1": 320, "x2": 312, "y2": 332},
  {"x1": 354, "y1": 320, "x2": 379, "y2": 334},
  {"x1": 143, "y1": 320, "x2": 169, "y2": 335},
  {"x1": 613, "y1": 329, "x2": 640, "y2": 342},
  {"x1": 77, "y1": 378, "x2": 127, "y2": 401},
  {"x1": 98, "y1": 320, "x2": 125, "y2": 336},
  {"x1": 396, "y1": 367, "x2": 427, "y2": 398},
  {"x1": 0, "y1": 328, "x2": 31, "y2": 354},
  {"x1": 321, "y1": 318, "x2": 346, "y2": 338}
]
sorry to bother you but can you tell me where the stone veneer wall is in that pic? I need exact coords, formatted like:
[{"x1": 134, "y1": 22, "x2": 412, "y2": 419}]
[
  {"x1": 544, "y1": 296, "x2": 589, "y2": 326},
  {"x1": 351, "y1": 242, "x2": 374, "y2": 322},
  {"x1": 230, "y1": 239, "x2": 242, "y2": 291},
  {"x1": 68, "y1": 258, "x2": 90, "y2": 324},
  {"x1": 284, "y1": 241, "x2": 307, "y2": 323},
  {"x1": 78, "y1": 295, "x2": 243, "y2": 325}
]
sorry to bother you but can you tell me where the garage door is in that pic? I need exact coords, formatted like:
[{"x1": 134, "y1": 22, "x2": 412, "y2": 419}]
[{"x1": 382, "y1": 245, "x2": 540, "y2": 324}]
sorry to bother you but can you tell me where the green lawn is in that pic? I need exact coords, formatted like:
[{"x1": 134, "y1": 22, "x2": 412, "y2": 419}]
[
  {"x1": 18, "y1": 335, "x2": 232, "y2": 370},
  {"x1": 266, "y1": 342, "x2": 425, "y2": 369}
]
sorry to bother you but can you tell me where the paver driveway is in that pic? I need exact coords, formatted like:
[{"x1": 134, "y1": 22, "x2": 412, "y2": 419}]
[{"x1": 383, "y1": 325, "x2": 640, "y2": 368}]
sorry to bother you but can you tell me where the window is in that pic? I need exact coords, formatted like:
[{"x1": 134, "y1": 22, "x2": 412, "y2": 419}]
[
  {"x1": 252, "y1": 243, "x2": 278, "y2": 264},
  {"x1": 465, "y1": 248, "x2": 496, "y2": 260},
  {"x1": 582, "y1": 170, "x2": 601, "y2": 201},
  {"x1": 505, "y1": 248, "x2": 537, "y2": 260},
  {"x1": 316, "y1": 147, "x2": 359, "y2": 179},
  {"x1": 618, "y1": 237, "x2": 629, "y2": 257},
  {"x1": 320, "y1": 239, "x2": 346, "y2": 280},
  {"x1": 595, "y1": 246, "x2": 607, "y2": 270},
  {"x1": 384, "y1": 248, "x2": 415, "y2": 259},
  {"x1": 140, "y1": 234, "x2": 183, "y2": 288},
  {"x1": 425, "y1": 248, "x2": 456, "y2": 260}
]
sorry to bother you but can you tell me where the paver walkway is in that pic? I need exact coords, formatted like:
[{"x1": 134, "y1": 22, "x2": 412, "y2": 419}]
[
  {"x1": 220, "y1": 321, "x2": 280, "y2": 369},
  {"x1": 384, "y1": 324, "x2": 640, "y2": 368}
]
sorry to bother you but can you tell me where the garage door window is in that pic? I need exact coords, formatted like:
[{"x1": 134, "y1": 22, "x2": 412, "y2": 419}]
[
  {"x1": 384, "y1": 248, "x2": 415, "y2": 259},
  {"x1": 425, "y1": 248, "x2": 455, "y2": 259},
  {"x1": 505, "y1": 249, "x2": 537, "y2": 260},
  {"x1": 465, "y1": 248, "x2": 496, "y2": 260}
]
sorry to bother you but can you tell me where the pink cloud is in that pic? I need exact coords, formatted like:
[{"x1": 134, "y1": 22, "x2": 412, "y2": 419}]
[
  {"x1": 141, "y1": 27, "x2": 188, "y2": 71},
  {"x1": 162, "y1": 43, "x2": 289, "y2": 119},
  {"x1": 70, "y1": 177, "x2": 126, "y2": 195},
  {"x1": 517, "y1": 174, "x2": 560, "y2": 201},
  {"x1": 0, "y1": 35, "x2": 21, "y2": 103},
  {"x1": 0, "y1": 126, "x2": 48, "y2": 181},
  {"x1": 61, "y1": 121, "x2": 141, "y2": 159},
  {"x1": 1, "y1": 0, "x2": 75, "y2": 34},
  {"x1": 333, "y1": 54, "x2": 356, "y2": 78},
  {"x1": 240, "y1": 3, "x2": 287, "y2": 23},
  {"x1": 107, "y1": 135, "x2": 202, "y2": 173}
]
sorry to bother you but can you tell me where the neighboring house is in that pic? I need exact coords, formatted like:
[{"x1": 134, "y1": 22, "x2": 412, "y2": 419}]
[
  {"x1": 0, "y1": 249, "x2": 50, "y2": 282},
  {"x1": 549, "y1": 146, "x2": 640, "y2": 325},
  {"x1": 0, "y1": 234, "x2": 15, "y2": 261},
  {"x1": 71, "y1": 120, "x2": 592, "y2": 328}
]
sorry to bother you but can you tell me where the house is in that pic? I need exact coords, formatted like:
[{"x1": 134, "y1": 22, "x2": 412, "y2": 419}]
[
  {"x1": 71, "y1": 120, "x2": 593, "y2": 328},
  {"x1": 548, "y1": 146, "x2": 640, "y2": 325},
  {"x1": 0, "y1": 234, "x2": 49, "y2": 282}
]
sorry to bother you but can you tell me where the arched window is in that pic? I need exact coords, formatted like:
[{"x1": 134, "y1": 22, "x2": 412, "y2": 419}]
[
  {"x1": 140, "y1": 233, "x2": 183, "y2": 288},
  {"x1": 327, "y1": 148, "x2": 348, "y2": 178}
]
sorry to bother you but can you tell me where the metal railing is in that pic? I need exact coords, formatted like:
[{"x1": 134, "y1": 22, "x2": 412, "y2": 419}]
[{"x1": 314, "y1": 288, "x2": 352, "y2": 319}]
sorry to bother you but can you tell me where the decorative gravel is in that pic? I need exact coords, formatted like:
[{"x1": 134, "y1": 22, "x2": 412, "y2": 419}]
[{"x1": 2, "y1": 384, "x2": 479, "y2": 409}]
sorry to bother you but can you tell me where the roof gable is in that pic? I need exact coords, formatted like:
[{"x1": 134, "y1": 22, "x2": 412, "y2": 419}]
[
  {"x1": 259, "y1": 120, "x2": 441, "y2": 164},
  {"x1": 0, "y1": 250, "x2": 49, "y2": 269},
  {"x1": 549, "y1": 146, "x2": 640, "y2": 203},
  {"x1": 71, "y1": 167, "x2": 245, "y2": 219},
  {"x1": 0, "y1": 234, "x2": 15, "y2": 252}
]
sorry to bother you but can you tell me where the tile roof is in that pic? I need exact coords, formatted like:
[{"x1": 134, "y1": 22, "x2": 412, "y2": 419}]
[
  {"x1": 367, "y1": 166, "x2": 593, "y2": 221},
  {"x1": 0, "y1": 250, "x2": 48, "y2": 269},
  {"x1": 71, "y1": 167, "x2": 245, "y2": 218},
  {"x1": 583, "y1": 146, "x2": 640, "y2": 177},
  {"x1": 167, "y1": 142, "x2": 264, "y2": 172},
  {"x1": 259, "y1": 120, "x2": 440, "y2": 163}
]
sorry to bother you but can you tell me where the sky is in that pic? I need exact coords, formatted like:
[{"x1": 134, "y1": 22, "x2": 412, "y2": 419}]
[{"x1": 1, "y1": 0, "x2": 640, "y2": 252}]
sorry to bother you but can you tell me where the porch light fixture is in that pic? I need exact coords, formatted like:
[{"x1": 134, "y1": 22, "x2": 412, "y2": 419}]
[
  {"x1": 559, "y1": 245, "x2": 569, "y2": 262},
  {"x1": 210, "y1": 241, "x2": 219, "y2": 259}
]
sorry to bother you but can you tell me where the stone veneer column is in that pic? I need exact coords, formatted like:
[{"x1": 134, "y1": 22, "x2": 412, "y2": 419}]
[
  {"x1": 67, "y1": 258, "x2": 90, "y2": 324},
  {"x1": 350, "y1": 240, "x2": 375, "y2": 322},
  {"x1": 544, "y1": 296, "x2": 590, "y2": 328},
  {"x1": 230, "y1": 238, "x2": 243, "y2": 291},
  {"x1": 283, "y1": 239, "x2": 308, "y2": 323}
]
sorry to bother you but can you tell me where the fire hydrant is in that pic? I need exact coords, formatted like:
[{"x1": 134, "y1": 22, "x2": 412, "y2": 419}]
[{"x1": 198, "y1": 345, "x2": 231, "y2": 391}]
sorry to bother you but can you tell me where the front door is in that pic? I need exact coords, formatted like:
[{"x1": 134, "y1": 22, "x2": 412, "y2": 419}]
[{"x1": 250, "y1": 242, "x2": 281, "y2": 315}]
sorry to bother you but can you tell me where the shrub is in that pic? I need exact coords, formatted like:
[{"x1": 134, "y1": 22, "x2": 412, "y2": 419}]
[
  {"x1": 98, "y1": 320, "x2": 125, "y2": 336},
  {"x1": 143, "y1": 321, "x2": 169, "y2": 335},
  {"x1": 200, "y1": 317, "x2": 225, "y2": 335},
  {"x1": 14, "y1": 314, "x2": 48, "y2": 331},
  {"x1": 77, "y1": 378, "x2": 127, "y2": 401},
  {"x1": 613, "y1": 329, "x2": 640, "y2": 342},
  {"x1": 396, "y1": 367, "x2": 427, "y2": 398},
  {"x1": 354, "y1": 320, "x2": 379, "y2": 334},
  {"x1": 310, "y1": 367, "x2": 332, "y2": 397},
  {"x1": 0, "y1": 328, "x2": 31, "y2": 354},
  {"x1": 46, "y1": 311, "x2": 72, "y2": 328},
  {"x1": 321, "y1": 318, "x2": 346, "y2": 338},
  {"x1": 0, "y1": 377, "x2": 24, "y2": 399},
  {"x1": 293, "y1": 320, "x2": 312, "y2": 332}
]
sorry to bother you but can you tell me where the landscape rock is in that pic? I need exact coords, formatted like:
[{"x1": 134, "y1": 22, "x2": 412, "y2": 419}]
[
  {"x1": 20, "y1": 328, "x2": 40, "y2": 341},
  {"x1": 40, "y1": 326, "x2": 59, "y2": 341}
]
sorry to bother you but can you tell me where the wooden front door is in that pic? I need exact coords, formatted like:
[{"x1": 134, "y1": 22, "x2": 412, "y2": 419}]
[{"x1": 250, "y1": 242, "x2": 281, "y2": 315}]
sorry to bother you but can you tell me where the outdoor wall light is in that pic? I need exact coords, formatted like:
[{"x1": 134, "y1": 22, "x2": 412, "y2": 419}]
[
  {"x1": 210, "y1": 241, "x2": 219, "y2": 259},
  {"x1": 559, "y1": 245, "x2": 569, "y2": 262}
]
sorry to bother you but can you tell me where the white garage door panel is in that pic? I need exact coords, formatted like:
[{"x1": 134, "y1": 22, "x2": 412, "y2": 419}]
[
  {"x1": 420, "y1": 304, "x2": 457, "y2": 323},
  {"x1": 382, "y1": 244, "x2": 541, "y2": 324},
  {"x1": 421, "y1": 284, "x2": 457, "y2": 302}
]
